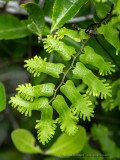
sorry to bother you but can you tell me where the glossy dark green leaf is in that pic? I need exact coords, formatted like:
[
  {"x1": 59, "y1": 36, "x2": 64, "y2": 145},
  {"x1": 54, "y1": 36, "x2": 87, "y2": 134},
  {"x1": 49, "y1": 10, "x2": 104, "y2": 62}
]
[
  {"x1": 0, "y1": 15, "x2": 30, "y2": 40},
  {"x1": 11, "y1": 129, "x2": 42, "y2": 154},
  {"x1": 51, "y1": 0, "x2": 88, "y2": 31},
  {"x1": 46, "y1": 126, "x2": 86, "y2": 156},
  {"x1": 21, "y1": 2, "x2": 45, "y2": 37},
  {"x1": 0, "y1": 82, "x2": 6, "y2": 112}
]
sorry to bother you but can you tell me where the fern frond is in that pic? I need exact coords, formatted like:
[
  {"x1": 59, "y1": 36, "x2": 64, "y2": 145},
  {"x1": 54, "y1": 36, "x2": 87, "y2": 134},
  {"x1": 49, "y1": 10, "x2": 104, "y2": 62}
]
[
  {"x1": 60, "y1": 80, "x2": 94, "y2": 121},
  {"x1": 73, "y1": 62, "x2": 111, "y2": 99},
  {"x1": 56, "y1": 27, "x2": 89, "y2": 42},
  {"x1": 102, "y1": 97, "x2": 115, "y2": 111},
  {"x1": 35, "y1": 106, "x2": 56, "y2": 145},
  {"x1": 9, "y1": 95, "x2": 49, "y2": 116},
  {"x1": 102, "y1": 79, "x2": 120, "y2": 111},
  {"x1": 52, "y1": 95, "x2": 78, "y2": 135},
  {"x1": 16, "y1": 83, "x2": 55, "y2": 101},
  {"x1": 80, "y1": 46, "x2": 115, "y2": 76},
  {"x1": 24, "y1": 56, "x2": 65, "y2": 78},
  {"x1": 43, "y1": 35, "x2": 76, "y2": 61}
]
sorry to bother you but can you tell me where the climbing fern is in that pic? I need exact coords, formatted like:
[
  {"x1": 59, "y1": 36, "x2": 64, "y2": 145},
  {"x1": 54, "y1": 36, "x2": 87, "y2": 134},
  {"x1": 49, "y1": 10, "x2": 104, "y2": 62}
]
[{"x1": 9, "y1": 1, "x2": 120, "y2": 145}]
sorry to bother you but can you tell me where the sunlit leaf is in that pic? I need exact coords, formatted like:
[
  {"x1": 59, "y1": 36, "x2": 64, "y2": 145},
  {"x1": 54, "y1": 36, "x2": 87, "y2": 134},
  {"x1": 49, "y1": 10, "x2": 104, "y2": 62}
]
[
  {"x1": 11, "y1": 129, "x2": 42, "y2": 154},
  {"x1": 46, "y1": 126, "x2": 86, "y2": 156}
]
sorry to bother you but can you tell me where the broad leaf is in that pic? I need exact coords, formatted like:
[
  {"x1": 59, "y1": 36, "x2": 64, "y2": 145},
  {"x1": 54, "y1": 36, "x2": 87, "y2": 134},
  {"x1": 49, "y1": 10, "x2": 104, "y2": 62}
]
[
  {"x1": 21, "y1": 2, "x2": 45, "y2": 37},
  {"x1": 46, "y1": 126, "x2": 86, "y2": 156},
  {"x1": 51, "y1": 0, "x2": 88, "y2": 31},
  {"x1": 11, "y1": 129, "x2": 42, "y2": 154},
  {"x1": 0, "y1": 15, "x2": 30, "y2": 40},
  {"x1": 0, "y1": 82, "x2": 6, "y2": 112}
]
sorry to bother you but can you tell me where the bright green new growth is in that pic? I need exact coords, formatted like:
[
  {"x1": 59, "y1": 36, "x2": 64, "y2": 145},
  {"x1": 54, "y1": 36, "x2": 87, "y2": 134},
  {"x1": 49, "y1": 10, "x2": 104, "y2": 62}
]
[
  {"x1": 80, "y1": 46, "x2": 115, "y2": 76},
  {"x1": 52, "y1": 95, "x2": 78, "y2": 135},
  {"x1": 35, "y1": 106, "x2": 56, "y2": 145},
  {"x1": 9, "y1": 95, "x2": 49, "y2": 116},
  {"x1": 16, "y1": 83, "x2": 55, "y2": 101},
  {"x1": 60, "y1": 80, "x2": 94, "y2": 121},
  {"x1": 102, "y1": 79, "x2": 120, "y2": 111},
  {"x1": 56, "y1": 27, "x2": 89, "y2": 42},
  {"x1": 24, "y1": 55, "x2": 65, "y2": 78},
  {"x1": 73, "y1": 62, "x2": 111, "y2": 99},
  {"x1": 43, "y1": 35, "x2": 76, "y2": 61}
]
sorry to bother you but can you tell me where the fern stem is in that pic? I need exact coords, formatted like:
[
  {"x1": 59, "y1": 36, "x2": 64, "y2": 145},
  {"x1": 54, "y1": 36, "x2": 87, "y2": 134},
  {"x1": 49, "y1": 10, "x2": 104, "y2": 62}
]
[{"x1": 49, "y1": 38, "x2": 89, "y2": 104}]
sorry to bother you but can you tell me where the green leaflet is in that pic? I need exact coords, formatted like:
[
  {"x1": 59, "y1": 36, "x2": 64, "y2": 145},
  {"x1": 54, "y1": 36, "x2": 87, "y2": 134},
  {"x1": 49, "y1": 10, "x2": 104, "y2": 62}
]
[
  {"x1": 60, "y1": 80, "x2": 94, "y2": 121},
  {"x1": 52, "y1": 95, "x2": 78, "y2": 135},
  {"x1": 102, "y1": 97, "x2": 115, "y2": 111},
  {"x1": 51, "y1": 0, "x2": 88, "y2": 31},
  {"x1": 80, "y1": 46, "x2": 115, "y2": 76},
  {"x1": 91, "y1": 124, "x2": 120, "y2": 159},
  {"x1": 9, "y1": 95, "x2": 49, "y2": 116},
  {"x1": 102, "y1": 79, "x2": 120, "y2": 111},
  {"x1": 72, "y1": 62, "x2": 111, "y2": 99},
  {"x1": 24, "y1": 56, "x2": 65, "y2": 78},
  {"x1": 98, "y1": 16, "x2": 120, "y2": 52},
  {"x1": 35, "y1": 106, "x2": 56, "y2": 145},
  {"x1": 43, "y1": 35, "x2": 76, "y2": 61},
  {"x1": 16, "y1": 83, "x2": 55, "y2": 101},
  {"x1": 56, "y1": 27, "x2": 89, "y2": 42},
  {"x1": 11, "y1": 129, "x2": 42, "y2": 154}
]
